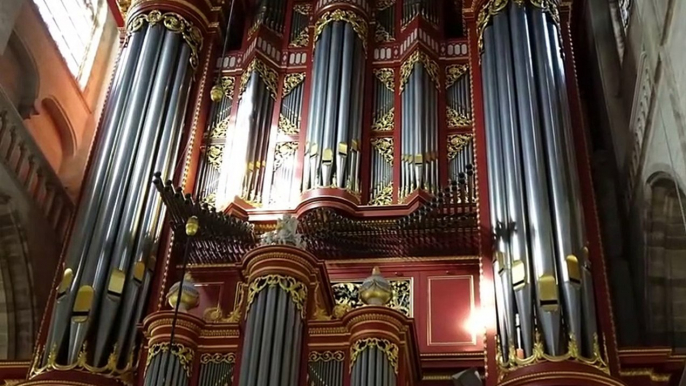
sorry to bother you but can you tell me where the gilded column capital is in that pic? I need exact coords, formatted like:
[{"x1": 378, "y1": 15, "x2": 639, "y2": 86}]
[{"x1": 126, "y1": 0, "x2": 217, "y2": 32}]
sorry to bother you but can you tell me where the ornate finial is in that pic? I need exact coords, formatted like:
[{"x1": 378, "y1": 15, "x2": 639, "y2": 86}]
[
  {"x1": 186, "y1": 216, "x2": 199, "y2": 236},
  {"x1": 359, "y1": 267, "x2": 392, "y2": 306},
  {"x1": 259, "y1": 214, "x2": 306, "y2": 249},
  {"x1": 167, "y1": 273, "x2": 199, "y2": 312},
  {"x1": 210, "y1": 84, "x2": 224, "y2": 103}
]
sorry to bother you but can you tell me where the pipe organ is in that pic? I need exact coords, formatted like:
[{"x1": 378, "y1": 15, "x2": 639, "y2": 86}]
[{"x1": 19, "y1": 1, "x2": 657, "y2": 386}]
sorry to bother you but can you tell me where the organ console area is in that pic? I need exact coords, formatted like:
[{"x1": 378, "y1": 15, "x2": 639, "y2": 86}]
[{"x1": 14, "y1": 1, "x2": 684, "y2": 386}]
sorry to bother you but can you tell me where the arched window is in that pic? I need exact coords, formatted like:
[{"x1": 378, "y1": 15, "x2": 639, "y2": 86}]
[
  {"x1": 645, "y1": 175, "x2": 686, "y2": 349},
  {"x1": 32, "y1": 0, "x2": 108, "y2": 87}
]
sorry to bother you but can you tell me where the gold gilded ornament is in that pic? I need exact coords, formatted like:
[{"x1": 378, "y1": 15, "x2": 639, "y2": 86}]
[
  {"x1": 206, "y1": 145, "x2": 223, "y2": 170},
  {"x1": 283, "y1": 73, "x2": 306, "y2": 97},
  {"x1": 446, "y1": 107, "x2": 472, "y2": 128},
  {"x1": 239, "y1": 59, "x2": 279, "y2": 100},
  {"x1": 371, "y1": 138, "x2": 394, "y2": 163},
  {"x1": 290, "y1": 28, "x2": 310, "y2": 48},
  {"x1": 372, "y1": 108, "x2": 394, "y2": 132},
  {"x1": 399, "y1": 50, "x2": 440, "y2": 91},
  {"x1": 200, "y1": 352, "x2": 236, "y2": 364},
  {"x1": 370, "y1": 182, "x2": 393, "y2": 206},
  {"x1": 274, "y1": 142, "x2": 299, "y2": 168},
  {"x1": 350, "y1": 338, "x2": 399, "y2": 373},
  {"x1": 359, "y1": 266, "x2": 393, "y2": 306},
  {"x1": 375, "y1": 23, "x2": 394, "y2": 42},
  {"x1": 314, "y1": 9, "x2": 368, "y2": 52},
  {"x1": 145, "y1": 343, "x2": 194, "y2": 376},
  {"x1": 210, "y1": 84, "x2": 224, "y2": 103},
  {"x1": 278, "y1": 115, "x2": 300, "y2": 135},
  {"x1": 445, "y1": 64, "x2": 469, "y2": 89},
  {"x1": 309, "y1": 351, "x2": 345, "y2": 362},
  {"x1": 374, "y1": 68, "x2": 395, "y2": 91},
  {"x1": 447, "y1": 134, "x2": 473, "y2": 160},
  {"x1": 245, "y1": 274, "x2": 308, "y2": 319},
  {"x1": 167, "y1": 272, "x2": 200, "y2": 312}
]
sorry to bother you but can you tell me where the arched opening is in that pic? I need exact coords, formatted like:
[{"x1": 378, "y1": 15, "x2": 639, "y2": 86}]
[
  {"x1": 0, "y1": 32, "x2": 40, "y2": 119},
  {"x1": 644, "y1": 174, "x2": 686, "y2": 349},
  {"x1": 0, "y1": 194, "x2": 37, "y2": 360}
]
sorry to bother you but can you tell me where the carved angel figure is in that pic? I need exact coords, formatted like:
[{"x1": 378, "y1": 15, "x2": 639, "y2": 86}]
[{"x1": 260, "y1": 214, "x2": 306, "y2": 249}]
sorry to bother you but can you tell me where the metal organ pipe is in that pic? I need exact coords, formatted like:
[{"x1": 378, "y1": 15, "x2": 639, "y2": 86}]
[
  {"x1": 304, "y1": 11, "x2": 367, "y2": 192},
  {"x1": 480, "y1": 0, "x2": 600, "y2": 360},
  {"x1": 43, "y1": 11, "x2": 202, "y2": 368}
]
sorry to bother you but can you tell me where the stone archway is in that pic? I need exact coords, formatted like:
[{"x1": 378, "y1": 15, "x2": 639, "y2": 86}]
[{"x1": 0, "y1": 194, "x2": 37, "y2": 359}]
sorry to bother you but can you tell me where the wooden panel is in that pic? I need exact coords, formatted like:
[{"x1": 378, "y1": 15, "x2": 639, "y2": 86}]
[
  {"x1": 186, "y1": 268, "x2": 241, "y2": 320},
  {"x1": 426, "y1": 275, "x2": 475, "y2": 346}
]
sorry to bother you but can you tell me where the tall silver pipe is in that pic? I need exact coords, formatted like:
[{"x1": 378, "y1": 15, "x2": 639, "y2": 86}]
[
  {"x1": 530, "y1": 7, "x2": 580, "y2": 354},
  {"x1": 44, "y1": 27, "x2": 147, "y2": 359},
  {"x1": 67, "y1": 24, "x2": 166, "y2": 363},
  {"x1": 492, "y1": 11, "x2": 535, "y2": 356},
  {"x1": 482, "y1": 27, "x2": 517, "y2": 351},
  {"x1": 268, "y1": 289, "x2": 288, "y2": 382},
  {"x1": 309, "y1": 25, "x2": 333, "y2": 189},
  {"x1": 94, "y1": 30, "x2": 182, "y2": 364},
  {"x1": 321, "y1": 21, "x2": 344, "y2": 186},
  {"x1": 256, "y1": 287, "x2": 278, "y2": 386},
  {"x1": 336, "y1": 25, "x2": 355, "y2": 188}
]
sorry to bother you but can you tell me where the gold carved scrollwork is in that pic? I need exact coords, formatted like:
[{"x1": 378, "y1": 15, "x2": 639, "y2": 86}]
[
  {"x1": 283, "y1": 73, "x2": 306, "y2": 97},
  {"x1": 210, "y1": 117, "x2": 229, "y2": 138},
  {"x1": 371, "y1": 138, "x2": 394, "y2": 164},
  {"x1": 290, "y1": 28, "x2": 310, "y2": 47},
  {"x1": 294, "y1": 3, "x2": 312, "y2": 14},
  {"x1": 30, "y1": 344, "x2": 136, "y2": 385},
  {"x1": 200, "y1": 352, "x2": 236, "y2": 364},
  {"x1": 445, "y1": 64, "x2": 469, "y2": 89},
  {"x1": 374, "y1": 68, "x2": 395, "y2": 91},
  {"x1": 239, "y1": 59, "x2": 279, "y2": 100},
  {"x1": 446, "y1": 107, "x2": 472, "y2": 128},
  {"x1": 314, "y1": 9, "x2": 368, "y2": 52},
  {"x1": 274, "y1": 142, "x2": 299, "y2": 168},
  {"x1": 496, "y1": 332, "x2": 609, "y2": 380},
  {"x1": 309, "y1": 351, "x2": 345, "y2": 362},
  {"x1": 350, "y1": 338, "x2": 399, "y2": 374},
  {"x1": 376, "y1": 0, "x2": 395, "y2": 10},
  {"x1": 447, "y1": 134, "x2": 473, "y2": 160},
  {"x1": 206, "y1": 145, "x2": 223, "y2": 170},
  {"x1": 145, "y1": 343, "x2": 194, "y2": 377},
  {"x1": 245, "y1": 274, "x2": 308, "y2": 319},
  {"x1": 372, "y1": 108, "x2": 394, "y2": 132},
  {"x1": 399, "y1": 51, "x2": 440, "y2": 91},
  {"x1": 375, "y1": 24, "x2": 394, "y2": 42},
  {"x1": 477, "y1": 0, "x2": 561, "y2": 53},
  {"x1": 332, "y1": 279, "x2": 411, "y2": 316},
  {"x1": 278, "y1": 115, "x2": 300, "y2": 135},
  {"x1": 221, "y1": 76, "x2": 236, "y2": 99},
  {"x1": 370, "y1": 182, "x2": 393, "y2": 206},
  {"x1": 127, "y1": 10, "x2": 203, "y2": 69}
]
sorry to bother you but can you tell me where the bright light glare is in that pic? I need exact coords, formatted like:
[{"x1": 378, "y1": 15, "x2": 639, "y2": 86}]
[
  {"x1": 215, "y1": 90, "x2": 254, "y2": 209},
  {"x1": 464, "y1": 307, "x2": 487, "y2": 337}
]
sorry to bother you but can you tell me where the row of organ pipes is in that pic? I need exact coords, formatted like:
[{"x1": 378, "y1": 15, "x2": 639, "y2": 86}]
[
  {"x1": 401, "y1": 0, "x2": 440, "y2": 27},
  {"x1": 197, "y1": 1, "x2": 478, "y2": 208},
  {"x1": 480, "y1": 0, "x2": 599, "y2": 361},
  {"x1": 44, "y1": 16, "x2": 198, "y2": 369}
]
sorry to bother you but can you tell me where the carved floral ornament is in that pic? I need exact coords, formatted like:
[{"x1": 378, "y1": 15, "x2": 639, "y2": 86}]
[
  {"x1": 309, "y1": 351, "x2": 345, "y2": 363},
  {"x1": 245, "y1": 274, "x2": 308, "y2": 319},
  {"x1": 399, "y1": 50, "x2": 440, "y2": 92},
  {"x1": 30, "y1": 344, "x2": 136, "y2": 384},
  {"x1": 239, "y1": 59, "x2": 279, "y2": 100},
  {"x1": 476, "y1": 0, "x2": 561, "y2": 54},
  {"x1": 145, "y1": 342, "x2": 195, "y2": 377},
  {"x1": 127, "y1": 10, "x2": 203, "y2": 69},
  {"x1": 314, "y1": 9, "x2": 369, "y2": 52},
  {"x1": 350, "y1": 338, "x2": 399, "y2": 374}
]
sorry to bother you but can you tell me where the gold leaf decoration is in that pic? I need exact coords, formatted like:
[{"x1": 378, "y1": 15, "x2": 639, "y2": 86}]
[
  {"x1": 331, "y1": 279, "x2": 411, "y2": 316},
  {"x1": 375, "y1": 23, "x2": 394, "y2": 42},
  {"x1": 399, "y1": 50, "x2": 440, "y2": 91},
  {"x1": 290, "y1": 28, "x2": 310, "y2": 47},
  {"x1": 376, "y1": 0, "x2": 395, "y2": 10},
  {"x1": 245, "y1": 274, "x2": 308, "y2": 319},
  {"x1": 445, "y1": 64, "x2": 469, "y2": 89},
  {"x1": 371, "y1": 137, "x2": 394, "y2": 164},
  {"x1": 283, "y1": 73, "x2": 305, "y2": 97},
  {"x1": 372, "y1": 107, "x2": 394, "y2": 132},
  {"x1": 221, "y1": 76, "x2": 236, "y2": 99},
  {"x1": 210, "y1": 117, "x2": 230, "y2": 138},
  {"x1": 127, "y1": 10, "x2": 203, "y2": 69},
  {"x1": 294, "y1": 3, "x2": 312, "y2": 15},
  {"x1": 309, "y1": 351, "x2": 345, "y2": 362},
  {"x1": 374, "y1": 68, "x2": 395, "y2": 91},
  {"x1": 447, "y1": 134, "x2": 473, "y2": 160},
  {"x1": 446, "y1": 107, "x2": 472, "y2": 128},
  {"x1": 274, "y1": 141, "x2": 298, "y2": 168},
  {"x1": 239, "y1": 59, "x2": 279, "y2": 100},
  {"x1": 206, "y1": 145, "x2": 223, "y2": 170},
  {"x1": 200, "y1": 352, "x2": 236, "y2": 364},
  {"x1": 314, "y1": 9, "x2": 368, "y2": 52},
  {"x1": 370, "y1": 182, "x2": 393, "y2": 206},
  {"x1": 278, "y1": 114, "x2": 300, "y2": 135},
  {"x1": 350, "y1": 338, "x2": 399, "y2": 373},
  {"x1": 146, "y1": 343, "x2": 194, "y2": 376}
]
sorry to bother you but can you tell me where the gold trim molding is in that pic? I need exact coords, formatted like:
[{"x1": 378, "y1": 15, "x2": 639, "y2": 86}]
[
  {"x1": 245, "y1": 274, "x2": 308, "y2": 319},
  {"x1": 127, "y1": 10, "x2": 203, "y2": 69},
  {"x1": 200, "y1": 352, "x2": 236, "y2": 364},
  {"x1": 400, "y1": 50, "x2": 440, "y2": 91},
  {"x1": 350, "y1": 338, "x2": 399, "y2": 374},
  {"x1": 309, "y1": 351, "x2": 345, "y2": 362},
  {"x1": 239, "y1": 59, "x2": 279, "y2": 100},
  {"x1": 314, "y1": 9, "x2": 368, "y2": 52},
  {"x1": 145, "y1": 342, "x2": 194, "y2": 377}
]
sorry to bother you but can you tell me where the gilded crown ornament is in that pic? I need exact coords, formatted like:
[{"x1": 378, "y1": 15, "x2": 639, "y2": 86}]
[
  {"x1": 167, "y1": 272, "x2": 199, "y2": 312},
  {"x1": 359, "y1": 267, "x2": 393, "y2": 306},
  {"x1": 259, "y1": 214, "x2": 306, "y2": 249}
]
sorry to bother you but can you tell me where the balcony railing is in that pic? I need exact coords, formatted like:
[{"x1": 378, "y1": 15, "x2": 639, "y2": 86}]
[{"x1": 0, "y1": 89, "x2": 74, "y2": 241}]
